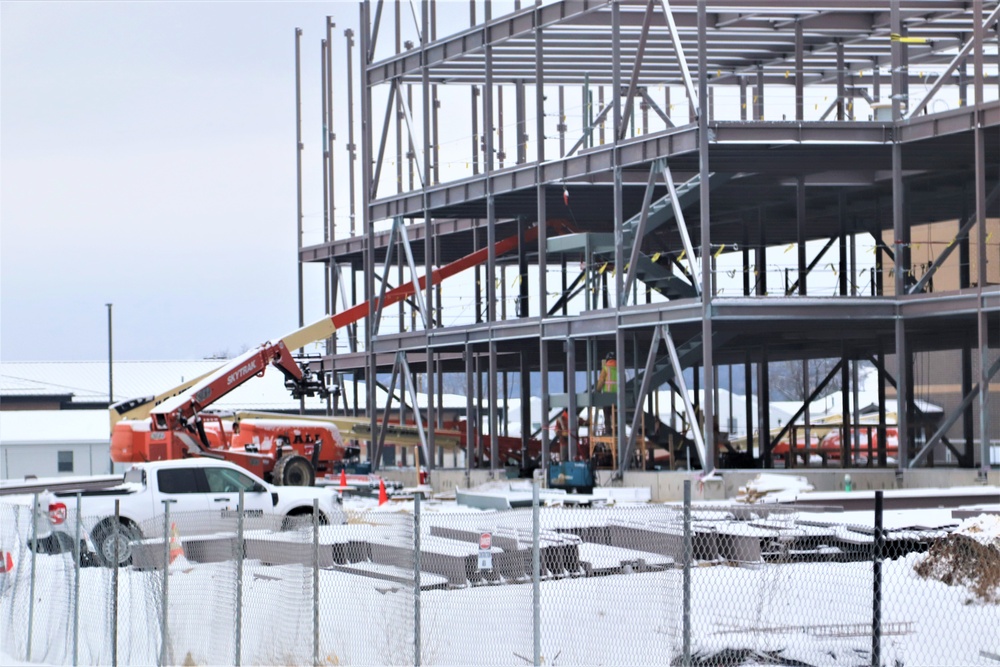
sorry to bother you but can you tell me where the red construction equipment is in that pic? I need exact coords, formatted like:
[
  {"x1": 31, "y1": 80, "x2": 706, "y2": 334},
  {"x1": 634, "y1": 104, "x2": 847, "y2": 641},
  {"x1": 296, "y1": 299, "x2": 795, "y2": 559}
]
[{"x1": 111, "y1": 221, "x2": 569, "y2": 485}]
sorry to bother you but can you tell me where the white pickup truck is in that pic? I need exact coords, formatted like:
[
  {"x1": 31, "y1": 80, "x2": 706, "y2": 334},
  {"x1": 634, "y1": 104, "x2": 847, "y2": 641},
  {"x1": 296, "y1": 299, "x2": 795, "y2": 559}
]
[{"x1": 46, "y1": 459, "x2": 344, "y2": 567}]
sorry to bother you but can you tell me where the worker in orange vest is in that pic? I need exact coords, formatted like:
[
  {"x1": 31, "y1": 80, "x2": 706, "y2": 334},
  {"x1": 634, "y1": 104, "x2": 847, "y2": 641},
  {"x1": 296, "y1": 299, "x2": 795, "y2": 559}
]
[{"x1": 595, "y1": 351, "x2": 617, "y2": 435}]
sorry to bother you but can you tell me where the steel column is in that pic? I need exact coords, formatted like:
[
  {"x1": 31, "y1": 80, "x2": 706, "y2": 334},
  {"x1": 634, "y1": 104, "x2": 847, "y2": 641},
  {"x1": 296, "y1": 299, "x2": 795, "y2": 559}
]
[{"x1": 698, "y1": 0, "x2": 715, "y2": 472}]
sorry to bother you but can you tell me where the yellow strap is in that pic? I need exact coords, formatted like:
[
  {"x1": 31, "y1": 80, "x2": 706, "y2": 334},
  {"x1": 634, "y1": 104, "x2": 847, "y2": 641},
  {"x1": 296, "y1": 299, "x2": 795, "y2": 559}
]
[
  {"x1": 890, "y1": 33, "x2": 928, "y2": 44},
  {"x1": 713, "y1": 244, "x2": 726, "y2": 259}
]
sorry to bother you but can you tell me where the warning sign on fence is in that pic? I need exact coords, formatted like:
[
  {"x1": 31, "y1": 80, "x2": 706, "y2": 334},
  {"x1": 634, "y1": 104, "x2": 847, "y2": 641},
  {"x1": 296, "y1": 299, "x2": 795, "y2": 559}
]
[{"x1": 478, "y1": 532, "x2": 492, "y2": 570}]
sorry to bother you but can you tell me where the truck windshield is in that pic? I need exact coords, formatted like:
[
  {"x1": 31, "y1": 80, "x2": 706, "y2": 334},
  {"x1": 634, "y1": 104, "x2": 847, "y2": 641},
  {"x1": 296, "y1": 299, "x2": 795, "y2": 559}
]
[{"x1": 204, "y1": 468, "x2": 259, "y2": 494}]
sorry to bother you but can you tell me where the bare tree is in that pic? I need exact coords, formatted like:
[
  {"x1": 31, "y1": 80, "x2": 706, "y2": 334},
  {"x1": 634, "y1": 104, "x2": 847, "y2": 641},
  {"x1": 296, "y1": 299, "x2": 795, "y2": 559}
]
[{"x1": 768, "y1": 358, "x2": 843, "y2": 402}]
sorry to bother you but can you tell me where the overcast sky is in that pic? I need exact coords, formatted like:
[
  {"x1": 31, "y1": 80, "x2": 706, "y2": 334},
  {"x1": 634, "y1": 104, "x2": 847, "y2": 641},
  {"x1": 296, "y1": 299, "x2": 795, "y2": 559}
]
[{"x1": 1, "y1": 1, "x2": 361, "y2": 361}]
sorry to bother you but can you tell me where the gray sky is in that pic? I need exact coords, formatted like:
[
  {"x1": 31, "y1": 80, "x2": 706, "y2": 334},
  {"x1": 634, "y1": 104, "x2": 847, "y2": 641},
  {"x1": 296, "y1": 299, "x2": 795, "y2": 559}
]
[{"x1": 2, "y1": 1, "x2": 356, "y2": 361}]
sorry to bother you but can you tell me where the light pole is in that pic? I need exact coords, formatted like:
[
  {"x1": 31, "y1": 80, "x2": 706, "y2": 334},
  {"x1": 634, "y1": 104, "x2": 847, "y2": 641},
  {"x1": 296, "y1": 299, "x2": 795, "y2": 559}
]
[{"x1": 106, "y1": 303, "x2": 113, "y2": 405}]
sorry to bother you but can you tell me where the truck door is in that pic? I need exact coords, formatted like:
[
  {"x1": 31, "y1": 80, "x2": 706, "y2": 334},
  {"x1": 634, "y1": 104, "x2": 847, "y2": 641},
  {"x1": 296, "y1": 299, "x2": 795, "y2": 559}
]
[
  {"x1": 155, "y1": 467, "x2": 212, "y2": 536},
  {"x1": 202, "y1": 466, "x2": 273, "y2": 530}
]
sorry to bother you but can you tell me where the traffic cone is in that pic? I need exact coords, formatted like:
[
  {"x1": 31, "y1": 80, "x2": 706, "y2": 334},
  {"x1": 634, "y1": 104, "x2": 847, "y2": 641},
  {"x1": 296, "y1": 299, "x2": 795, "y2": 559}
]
[
  {"x1": 339, "y1": 467, "x2": 348, "y2": 489},
  {"x1": 378, "y1": 478, "x2": 388, "y2": 506},
  {"x1": 168, "y1": 522, "x2": 184, "y2": 564}
]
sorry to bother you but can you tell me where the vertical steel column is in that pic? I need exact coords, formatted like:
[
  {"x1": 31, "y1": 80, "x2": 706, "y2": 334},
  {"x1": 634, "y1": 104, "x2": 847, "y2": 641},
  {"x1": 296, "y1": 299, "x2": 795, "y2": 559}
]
[
  {"x1": 973, "y1": 0, "x2": 990, "y2": 477},
  {"x1": 797, "y1": 176, "x2": 807, "y2": 295},
  {"x1": 756, "y1": 208, "x2": 767, "y2": 295},
  {"x1": 483, "y1": 2, "x2": 498, "y2": 473},
  {"x1": 395, "y1": 3, "x2": 402, "y2": 194},
  {"x1": 890, "y1": 0, "x2": 909, "y2": 469},
  {"x1": 759, "y1": 345, "x2": 771, "y2": 467},
  {"x1": 841, "y1": 342, "x2": 852, "y2": 467},
  {"x1": 360, "y1": 1, "x2": 377, "y2": 465},
  {"x1": 567, "y1": 340, "x2": 578, "y2": 460},
  {"x1": 516, "y1": 81, "x2": 527, "y2": 164},
  {"x1": 839, "y1": 194, "x2": 849, "y2": 296},
  {"x1": 498, "y1": 87, "x2": 505, "y2": 168},
  {"x1": 345, "y1": 28, "x2": 357, "y2": 236},
  {"x1": 877, "y1": 343, "x2": 888, "y2": 467},
  {"x1": 322, "y1": 36, "x2": 332, "y2": 342},
  {"x1": 794, "y1": 20, "x2": 803, "y2": 121},
  {"x1": 421, "y1": 0, "x2": 436, "y2": 468},
  {"x1": 430, "y1": 0, "x2": 439, "y2": 186},
  {"x1": 520, "y1": 352, "x2": 531, "y2": 469},
  {"x1": 536, "y1": 3, "x2": 549, "y2": 481},
  {"x1": 739, "y1": 77, "x2": 747, "y2": 121},
  {"x1": 295, "y1": 28, "x2": 305, "y2": 327},
  {"x1": 836, "y1": 41, "x2": 846, "y2": 121},
  {"x1": 558, "y1": 86, "x2": 566, "y2": 156},
  {"x1": 611, "y1": 0, "x2": 627, "y2": 460},
  {"x1": 465, "y1": 344, "x2": 474, "y2": 475},
  {"x1": 744, "y1": 350, "x2": 754, "y2": 456},
  {"x1": 327, "y1": 16, "x2": 338, "y2": 356},
  {"x1": 755, "y1": 64, "x2": 764, "y2": 120},
  {"x1": 698, "y1": 0, "x2": 715, "y2": 471}
]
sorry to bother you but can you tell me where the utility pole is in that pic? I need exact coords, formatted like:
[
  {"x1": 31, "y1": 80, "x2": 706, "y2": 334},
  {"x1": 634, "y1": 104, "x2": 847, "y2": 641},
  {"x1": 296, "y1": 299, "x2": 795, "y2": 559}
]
[{"x1": 106, "y1": 303, "x2": 114, "y2": 405}]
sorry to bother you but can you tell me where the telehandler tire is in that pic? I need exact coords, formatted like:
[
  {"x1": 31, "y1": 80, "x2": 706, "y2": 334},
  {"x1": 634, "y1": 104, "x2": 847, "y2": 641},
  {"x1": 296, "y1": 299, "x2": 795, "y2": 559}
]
[{"x1": 273, "y1": 455, "x2": 315, "y2": 487}]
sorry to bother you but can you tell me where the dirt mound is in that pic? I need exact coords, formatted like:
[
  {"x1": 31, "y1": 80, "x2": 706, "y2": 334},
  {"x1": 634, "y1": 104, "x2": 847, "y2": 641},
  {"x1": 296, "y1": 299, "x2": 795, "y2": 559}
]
[{"x1": 914, "y1": 514, "x2": 1000, "y2": 603}]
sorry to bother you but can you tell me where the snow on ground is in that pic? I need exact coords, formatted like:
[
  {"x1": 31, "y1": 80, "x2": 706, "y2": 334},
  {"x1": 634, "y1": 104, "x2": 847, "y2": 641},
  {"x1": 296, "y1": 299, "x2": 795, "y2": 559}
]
[{"x1": 2, "y1": 479, "x2": 998, "y2": 666}]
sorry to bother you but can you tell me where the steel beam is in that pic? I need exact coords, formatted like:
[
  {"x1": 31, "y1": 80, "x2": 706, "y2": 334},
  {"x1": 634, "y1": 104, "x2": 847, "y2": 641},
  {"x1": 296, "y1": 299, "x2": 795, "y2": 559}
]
[{"x1": 620, "y1": 326, "x2": 663, "y2": 475}]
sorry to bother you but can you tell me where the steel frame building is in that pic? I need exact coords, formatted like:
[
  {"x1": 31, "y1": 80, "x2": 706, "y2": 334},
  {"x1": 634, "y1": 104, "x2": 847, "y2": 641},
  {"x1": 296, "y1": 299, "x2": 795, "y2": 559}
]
[{"x1": 298, "y1": 0, "x2": 1000, "y2": 477}]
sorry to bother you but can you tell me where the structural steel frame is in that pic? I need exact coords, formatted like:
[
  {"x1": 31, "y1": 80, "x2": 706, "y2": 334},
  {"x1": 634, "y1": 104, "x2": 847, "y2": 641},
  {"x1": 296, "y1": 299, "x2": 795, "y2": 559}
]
[{"x1": 299, "y1": 0, "x2": 1000, "y2": 477}]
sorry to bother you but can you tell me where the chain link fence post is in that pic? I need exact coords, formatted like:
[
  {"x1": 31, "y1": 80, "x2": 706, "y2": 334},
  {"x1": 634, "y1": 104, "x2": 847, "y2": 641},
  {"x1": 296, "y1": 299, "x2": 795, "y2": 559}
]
[
  {"x1": 312, "y1": 498, "x2": 320, "y2": 667},
  {"x1": 532, "y1": 480, "x2": 541, "y2": 667},
  {"x1": 73, "y1": 492, "x2": 81, "y2": 667},
  {"x1": 414, "y1": 491, "x2": 422, "y2": 667},
  {"x1": 872, "y1": 490, "x2": 884, "y2": 667},
  {"x1": 236, "y1": 488, "x2": 244, "y2": 667},
  {"x1": 160, "y1": 499, "x2": 173, "y2": 667},
  {"x1": 682, "y1": 479, "x2": 691, "y2": 667},
  {"x1": 26, "y1": 493, "x2": 38, "y2": 662},
  {"x1": 113, "y1": 499, "x2": 120, "y2": 667}
]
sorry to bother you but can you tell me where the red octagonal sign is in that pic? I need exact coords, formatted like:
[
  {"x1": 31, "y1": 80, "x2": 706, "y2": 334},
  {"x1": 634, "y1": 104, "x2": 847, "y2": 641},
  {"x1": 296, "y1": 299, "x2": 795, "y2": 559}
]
[{"x1": 479, "y1": 532, "x2": 492, "y2": 550}]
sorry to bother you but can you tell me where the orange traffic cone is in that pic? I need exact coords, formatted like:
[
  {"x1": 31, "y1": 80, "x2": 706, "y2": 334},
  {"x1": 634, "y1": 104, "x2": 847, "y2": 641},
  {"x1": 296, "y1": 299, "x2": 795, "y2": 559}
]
[
  {"x1": 378, "y1": 478, "x2": 388, "y2": 506},
  {"x1": 168, "y1": 522, "x2": 183, "y2": 564},
  {"x1": 339, "y1": 468, "x2": 348, "y2": 489}
]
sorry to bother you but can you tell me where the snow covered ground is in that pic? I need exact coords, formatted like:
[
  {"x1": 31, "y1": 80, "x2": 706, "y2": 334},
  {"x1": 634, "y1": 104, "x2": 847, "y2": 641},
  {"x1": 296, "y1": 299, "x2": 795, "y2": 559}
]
[{"x1": 1, "y1": 477, "x2": 997, "y2": 666}]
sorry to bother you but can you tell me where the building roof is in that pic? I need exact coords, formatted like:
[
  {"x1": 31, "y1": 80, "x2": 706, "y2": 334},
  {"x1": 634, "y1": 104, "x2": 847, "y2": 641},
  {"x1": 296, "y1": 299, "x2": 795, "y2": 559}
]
[
  {"x1": 0, "y1": 410, "x2": 111, "y2": 444},
  {"x1": 1, "y1": 360, "x2": 325, "y2": 411}
]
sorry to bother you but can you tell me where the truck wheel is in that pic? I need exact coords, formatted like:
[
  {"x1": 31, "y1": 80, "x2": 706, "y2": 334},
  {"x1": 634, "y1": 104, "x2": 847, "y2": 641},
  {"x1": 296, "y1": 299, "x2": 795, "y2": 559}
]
[
  {"x1": 273, "y1": 455, "x2": 315, "y2": 487},
  {"x1": 92, "y1": 520, "x2": 140, "y2": 568}
]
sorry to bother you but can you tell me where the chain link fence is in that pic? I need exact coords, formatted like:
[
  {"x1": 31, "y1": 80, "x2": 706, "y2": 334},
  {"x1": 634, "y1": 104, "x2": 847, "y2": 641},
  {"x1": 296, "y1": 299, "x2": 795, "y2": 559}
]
[{"x1": 1, "y1": 486, "x2": 997, "y2": 666}]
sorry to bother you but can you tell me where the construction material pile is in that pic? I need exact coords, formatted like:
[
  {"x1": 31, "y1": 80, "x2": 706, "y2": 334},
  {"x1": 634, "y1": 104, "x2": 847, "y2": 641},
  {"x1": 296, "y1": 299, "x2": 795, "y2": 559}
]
[{"x1": 914, "y1": 513, "x2": 1000, "y2": 603}]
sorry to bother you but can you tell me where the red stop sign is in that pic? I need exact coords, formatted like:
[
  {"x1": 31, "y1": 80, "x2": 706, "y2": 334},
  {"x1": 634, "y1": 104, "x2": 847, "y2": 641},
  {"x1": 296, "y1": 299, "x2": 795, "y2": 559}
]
[{"x1": 479, "y1": 532, "x2": 492, "y2": 550}]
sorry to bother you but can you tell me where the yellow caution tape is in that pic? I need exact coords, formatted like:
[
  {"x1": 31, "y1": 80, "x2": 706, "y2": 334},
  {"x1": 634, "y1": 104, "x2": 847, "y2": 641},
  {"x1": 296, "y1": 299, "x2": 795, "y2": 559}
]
[
  {"x1": 651, "y1": 252, "x2": 661, "y2": 263},
  {"x1": 784, "y1": 243, "x2": 795, "y2": 253},
  {"x1": 714, "y1": 244, "x2": 726, "y2": 259},
  {"x1": 599, "y1": 262, "x2": 608, "y2": 274},
  {"x1": 678, "y1": 249, "x2": 686, "y2": 261}
]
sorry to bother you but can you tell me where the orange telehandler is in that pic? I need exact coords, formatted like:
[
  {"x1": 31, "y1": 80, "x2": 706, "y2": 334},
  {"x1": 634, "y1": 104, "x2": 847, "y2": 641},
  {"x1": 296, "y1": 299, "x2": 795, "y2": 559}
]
[{"x1": 111, "y1": 222, "x2": 562, "y2": 485}]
